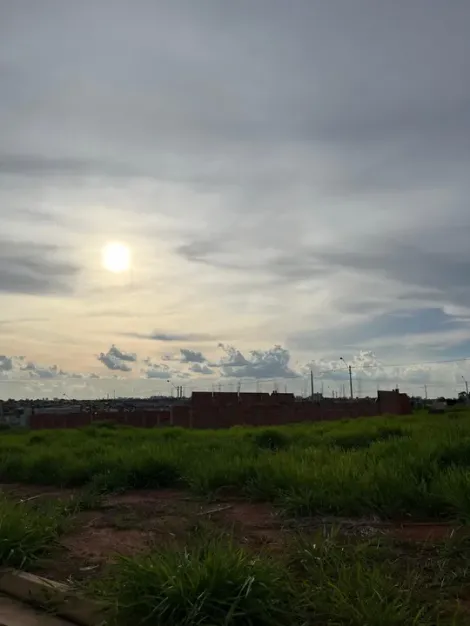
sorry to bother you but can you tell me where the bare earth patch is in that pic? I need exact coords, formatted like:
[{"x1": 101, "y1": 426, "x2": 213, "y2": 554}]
[
  {"x1": 388, "y1": 522, "x2": 465, "y2": 542},
  {"x1": 3, "y1": 484, "x2": 468, "y2": 586},
  {"x1": 31, "y1": 489, "x2": 284, "y2": 583},
  {"x1": 0, "y1": 483, "x2": 77, "y2": 504}
]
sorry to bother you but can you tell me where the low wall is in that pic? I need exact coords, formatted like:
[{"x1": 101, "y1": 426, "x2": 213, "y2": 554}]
[
  {"x1": 28, "y1": 409, "x2": 172, "y2": 430},
  {"x1": 181, "y1": 398, "x2": 381, "y2": 429},
  {"x1": 27, "y1": 391, "x2": 410, "y2": 430}
]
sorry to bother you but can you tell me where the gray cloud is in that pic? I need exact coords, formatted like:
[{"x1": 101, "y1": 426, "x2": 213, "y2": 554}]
[
  {"x1": 275, "y1": 225, "x2": 470, "y2": 311},
  {"x1": 0, "y1": 153, "x2": 134, "y2": 179},
  {"x1": 143, "y1": 361, "x2": 191, "y2": 380},
  {"x1": 3, "y1": 2, "x2": 468, "y2": 185},
  {"x1": 145, "y1": 365, "x2": 171, "y2": 380},
  {"x1": 2, "y1": 1, "x2": 470, "y2": 399},
  {"x1": 0, "y1": 317, "x2": 49, "y2": 326},
  {"x1": 218, "y1": 344, "x2": 298, "y2": 379},
  {"x1": 124, "y1": 331, "x2": 215, "y2": 342},
  {"x1": 180, "y1": 349, "x2": 206, "y2": 363},
  {"x1": 108, "y1": 344, "x2": 137, "y2": 363},
  {"x1": 0, "y1": 354, "x2": 98, "y2": 382},
  {"x1": 20, "y1": 361, "x2": 66, "y2": 379},
  {"x1": 189, "y1": 363, "x2": 214, "y2": 375},
  {"x1": 98, "y1": 348, "x2": 133, "y2": 372},
  {"x1": 0, "y1": 240, "x2": 78, "y2": 296},
  {"x1": 217, "y1": 344, "x2": 249, "y2": 367},
  {"x1": 0, "y1": 356, "x2": 14, "y2": 372}
]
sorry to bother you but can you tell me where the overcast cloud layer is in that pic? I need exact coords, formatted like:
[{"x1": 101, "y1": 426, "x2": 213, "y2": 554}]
[{"x1": 1, "y1": 1, "x2": 470, "y2": 399}]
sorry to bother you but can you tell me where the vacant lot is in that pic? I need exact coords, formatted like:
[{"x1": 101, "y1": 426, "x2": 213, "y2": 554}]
[{"x1": 1, "y1": 410, "x2": 470, "y2": 624}]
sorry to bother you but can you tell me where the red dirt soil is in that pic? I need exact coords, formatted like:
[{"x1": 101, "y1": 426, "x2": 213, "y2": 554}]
[
  {"x1": 2, "y1": 484, "x2": 468, "y2": 583},
  {"x1": 388, "y1": 522, "x2": 465, "y2": 542},
  {"x1": 32, "y1": 489, "x2": 285, "y2": 582}
]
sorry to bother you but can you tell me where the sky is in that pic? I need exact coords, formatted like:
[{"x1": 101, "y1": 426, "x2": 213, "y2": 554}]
[{"x1": 1, "y1": 0, "x2": 470, "y2": 400}]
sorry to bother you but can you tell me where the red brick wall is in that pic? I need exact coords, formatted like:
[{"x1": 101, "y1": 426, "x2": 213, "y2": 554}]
[
  {"x1": 28, "y1": 392, "x2": 409, "y2": 430},
  {"x1": 29, "y1": 409, "x2": 172, "y2": 430},
  {"x1": 186, "y1": 397, "x2": 382, "y2": 429},
  {"x1": 171, "y1": 405, "x2": 191, "y2": 428}
]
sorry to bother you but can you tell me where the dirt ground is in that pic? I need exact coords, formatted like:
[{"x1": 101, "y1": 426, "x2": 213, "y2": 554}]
[{"x1": 1, "y1": 483, "x2": 467, "y2": 584}]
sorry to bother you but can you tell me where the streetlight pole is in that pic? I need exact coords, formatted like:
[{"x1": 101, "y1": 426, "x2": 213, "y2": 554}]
[
  {"x1": 340, "y1": 357, "x2": 354, "y2": 400},
  {"x1": 167, "y1": 379, "x2": 181, "y2": 398},
  {"x1": 462, "y1": 376, "x2": 469, "y2": 396}
]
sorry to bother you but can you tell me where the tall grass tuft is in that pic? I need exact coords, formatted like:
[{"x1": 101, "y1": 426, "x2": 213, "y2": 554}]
[
  {"x1": 290, "y1": 531, "x2": 434, "y2": 626},
  {"x1": 0, "y1": 497, "x2": 64, "y2": 568},
  {"x1": 250, "y1": 429, "x2": 290, "y2": 451},
  {"x1": 92, "y1": 539, "x2": 293, "y2": 626}
]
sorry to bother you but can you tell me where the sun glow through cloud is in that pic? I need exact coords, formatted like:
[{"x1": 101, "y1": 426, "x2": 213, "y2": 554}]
[{"x1": 101, "y1": 242, "x2": 131, "y2": 273}]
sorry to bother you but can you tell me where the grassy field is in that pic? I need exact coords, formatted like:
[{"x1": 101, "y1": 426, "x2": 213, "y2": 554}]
[{"x1": 1, "y1": 410, "x2": 470, "y2": 624}]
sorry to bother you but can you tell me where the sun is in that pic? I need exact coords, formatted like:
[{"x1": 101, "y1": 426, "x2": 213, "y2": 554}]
[{"x1": 102, "y1": 242, "x2": 131, "y2": 273}]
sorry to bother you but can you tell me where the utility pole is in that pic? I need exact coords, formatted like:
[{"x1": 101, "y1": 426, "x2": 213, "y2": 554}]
[
  {"x1": 310, "y1": 369, "x2": 314, "y2": 401},
  {"x1": 424, "y1": 385, "x2": 428, "y2": 400},
  {"x1": 462, "y1": 376, "x2": 469, "y2": 395},
  {"x1": 340, "y1": 357, "x2": 353, "y2": 400}
]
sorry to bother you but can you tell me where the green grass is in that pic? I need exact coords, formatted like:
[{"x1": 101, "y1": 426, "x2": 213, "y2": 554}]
[
  {"x1": 89, "y1": 532, "x2": 469, "y2": 626},
  {"x1": 3, "y1": 413, "x2": 470, "y2": 624},
  {"x1": 290, "y1": 532, "x2": 431, "y2": 626},
  {"x1": 91, "y1": 538, "x2": 293, "y2": 626},
  {"x1": 0, "y1": 496, "x2": 65, "y2": 568},
  {"x1": 2, "y1": 411, "x2": 470, "y2": 519}
]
